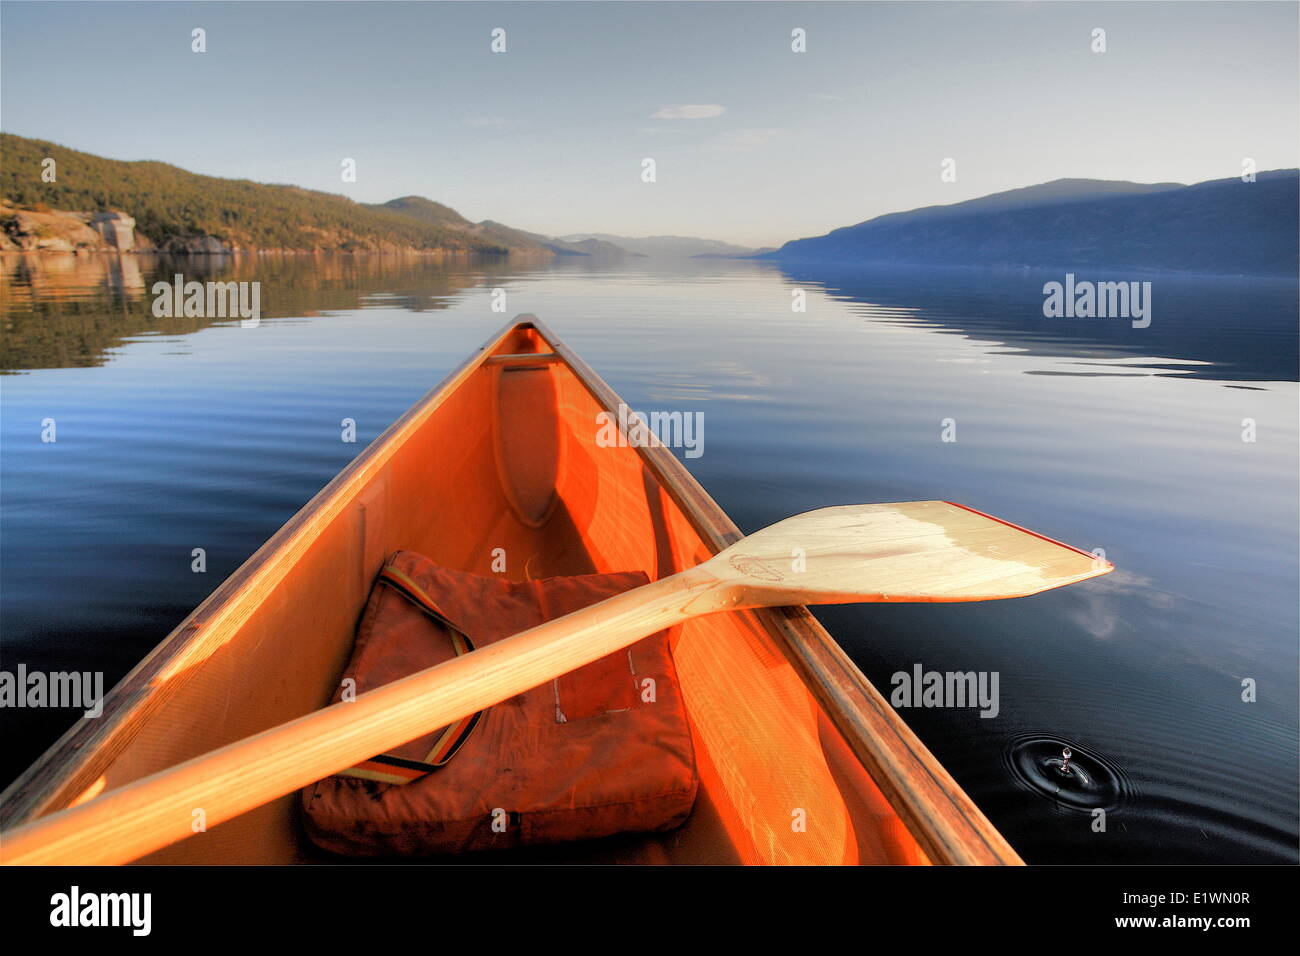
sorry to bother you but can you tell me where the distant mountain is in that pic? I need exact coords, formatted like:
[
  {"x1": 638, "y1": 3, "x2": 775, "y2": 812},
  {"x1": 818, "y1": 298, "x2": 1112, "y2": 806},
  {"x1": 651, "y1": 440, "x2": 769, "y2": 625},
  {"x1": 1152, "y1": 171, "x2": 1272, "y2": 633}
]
[
  {"x1": 694, "y1": 246, "x2": 778, "y2": 259},
  {"x1": 0, "y1": 135, "x2": 548, "y2": 256},
  {"x1": 371, "y1": 195, "x2": 474, "y2": 230},
  {"x1": 561, "y1": 236, "x2": 642, "y2": 257},
  {"x1": 872, "y1": 178, "x2": 1186, "y2": 220},
  {"x1": 375, "y1": 198, "x2": 556, "y2": 255},
  {"x1": 770, "y1": 173, "x2": 1298, "y2": 276},
  {"x1": 495, "y1": 225, "x2": 640, "y2": 258},
  {"x1": 562, "y1": 234, "x2": 757, "y2": 258}
]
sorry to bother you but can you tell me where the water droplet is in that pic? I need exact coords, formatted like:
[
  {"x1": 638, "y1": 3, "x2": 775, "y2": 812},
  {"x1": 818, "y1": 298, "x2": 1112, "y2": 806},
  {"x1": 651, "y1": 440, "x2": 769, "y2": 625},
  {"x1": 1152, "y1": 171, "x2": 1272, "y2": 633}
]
[{"x1": 1005, "y1": 736, "x2": 1127, "y2": 812}]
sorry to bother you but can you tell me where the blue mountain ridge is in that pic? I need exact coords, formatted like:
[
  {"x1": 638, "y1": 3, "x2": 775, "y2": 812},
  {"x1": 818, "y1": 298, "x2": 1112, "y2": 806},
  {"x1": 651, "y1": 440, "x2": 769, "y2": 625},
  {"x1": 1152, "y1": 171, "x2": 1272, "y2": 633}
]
[{"x1": 768, "y1": 172, "x2": 1298, "y2": 277}]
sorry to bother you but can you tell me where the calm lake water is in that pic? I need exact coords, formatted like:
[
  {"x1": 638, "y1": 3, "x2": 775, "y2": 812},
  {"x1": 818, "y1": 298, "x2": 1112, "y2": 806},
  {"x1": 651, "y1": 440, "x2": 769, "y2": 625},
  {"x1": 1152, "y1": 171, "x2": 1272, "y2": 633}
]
[{"x1": 2, "y1": 253, "x2": 1296, "y2": 864}]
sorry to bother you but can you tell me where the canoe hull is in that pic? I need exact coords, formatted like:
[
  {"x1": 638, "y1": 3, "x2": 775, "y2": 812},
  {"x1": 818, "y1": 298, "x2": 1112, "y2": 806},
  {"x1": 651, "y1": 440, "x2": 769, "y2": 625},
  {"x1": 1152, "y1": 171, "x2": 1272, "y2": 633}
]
[{"x1": 1, "y1": 318, "x2": 1020, "y2": 865}]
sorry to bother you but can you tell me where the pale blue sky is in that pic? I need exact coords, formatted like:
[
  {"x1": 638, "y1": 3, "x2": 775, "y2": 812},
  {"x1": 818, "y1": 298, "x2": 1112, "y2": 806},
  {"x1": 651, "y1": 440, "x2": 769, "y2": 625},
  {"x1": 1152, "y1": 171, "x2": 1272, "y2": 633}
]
[{"x1": 2, "y1": 1, "x2": 1296, "y2": 246}]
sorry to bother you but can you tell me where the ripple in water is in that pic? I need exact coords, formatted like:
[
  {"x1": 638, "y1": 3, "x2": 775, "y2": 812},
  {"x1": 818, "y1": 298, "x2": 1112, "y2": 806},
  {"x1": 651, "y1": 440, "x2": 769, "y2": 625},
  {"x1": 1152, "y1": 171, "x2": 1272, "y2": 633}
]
[{"x1": 1005, "y1": 734, "x2": 1131, "y2": 813}]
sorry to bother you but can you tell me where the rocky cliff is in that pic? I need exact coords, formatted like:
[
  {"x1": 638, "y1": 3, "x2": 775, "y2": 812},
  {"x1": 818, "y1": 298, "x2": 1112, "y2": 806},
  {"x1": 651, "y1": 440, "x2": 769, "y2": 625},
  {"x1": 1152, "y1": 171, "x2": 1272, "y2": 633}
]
[{"x1": 0, "y1": 204, "x2": 156, "y2": 253}]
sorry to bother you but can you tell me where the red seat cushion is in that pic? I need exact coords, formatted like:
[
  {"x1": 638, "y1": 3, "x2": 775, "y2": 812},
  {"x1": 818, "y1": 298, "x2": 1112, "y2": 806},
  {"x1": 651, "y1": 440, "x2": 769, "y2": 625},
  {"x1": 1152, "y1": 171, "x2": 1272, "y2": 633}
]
[{"x1": 301, "y1": 551, "x2": 698, "y2": 856}]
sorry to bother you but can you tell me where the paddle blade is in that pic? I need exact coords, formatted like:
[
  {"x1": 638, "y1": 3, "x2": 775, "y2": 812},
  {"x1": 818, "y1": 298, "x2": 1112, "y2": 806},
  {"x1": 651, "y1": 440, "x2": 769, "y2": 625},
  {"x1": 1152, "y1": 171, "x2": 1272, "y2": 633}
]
[{"x1": 709, "y1": 501, "x2": 1111, "y2": 605}]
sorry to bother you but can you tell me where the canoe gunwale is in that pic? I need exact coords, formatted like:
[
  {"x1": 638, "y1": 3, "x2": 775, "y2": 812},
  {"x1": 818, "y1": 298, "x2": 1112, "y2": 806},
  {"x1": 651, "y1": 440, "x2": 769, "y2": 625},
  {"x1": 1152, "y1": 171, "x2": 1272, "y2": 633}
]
[{"x1": 1, "y1": 315, "x2": 1022, "y2": 866}]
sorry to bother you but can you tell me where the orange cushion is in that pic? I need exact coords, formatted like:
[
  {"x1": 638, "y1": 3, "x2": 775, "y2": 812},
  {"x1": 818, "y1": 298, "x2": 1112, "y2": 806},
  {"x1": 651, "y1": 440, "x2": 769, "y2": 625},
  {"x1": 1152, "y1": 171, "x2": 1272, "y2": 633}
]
[{"x1": 301, "y1": 551, "x2": 698, "y2": 856}]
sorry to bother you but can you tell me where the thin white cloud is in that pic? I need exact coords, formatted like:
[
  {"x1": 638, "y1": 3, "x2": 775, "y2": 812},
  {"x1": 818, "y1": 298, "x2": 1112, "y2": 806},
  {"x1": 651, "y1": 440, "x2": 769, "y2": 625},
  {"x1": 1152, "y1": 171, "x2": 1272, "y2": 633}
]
[
  {"x1": 812, "y1": 93, "x2": 845, "y2": 102},
  {"x1": 650, "y1": 104, "x2": 725, "y2": 120}
]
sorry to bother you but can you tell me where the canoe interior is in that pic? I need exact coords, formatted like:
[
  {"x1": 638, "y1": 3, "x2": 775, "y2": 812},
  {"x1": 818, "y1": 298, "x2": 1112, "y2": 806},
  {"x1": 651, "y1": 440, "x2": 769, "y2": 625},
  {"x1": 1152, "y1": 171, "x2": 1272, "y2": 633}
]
[{"x1": 3, "y1": 320, "x2": 933, "y2": 865}]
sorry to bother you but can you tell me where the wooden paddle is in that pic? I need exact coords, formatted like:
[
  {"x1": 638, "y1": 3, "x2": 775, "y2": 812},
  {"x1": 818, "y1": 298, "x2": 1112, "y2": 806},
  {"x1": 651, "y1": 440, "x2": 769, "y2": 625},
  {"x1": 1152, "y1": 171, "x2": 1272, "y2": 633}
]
[{"x1": 0, "y1": 501, "x2": 1109, "y2": 866}]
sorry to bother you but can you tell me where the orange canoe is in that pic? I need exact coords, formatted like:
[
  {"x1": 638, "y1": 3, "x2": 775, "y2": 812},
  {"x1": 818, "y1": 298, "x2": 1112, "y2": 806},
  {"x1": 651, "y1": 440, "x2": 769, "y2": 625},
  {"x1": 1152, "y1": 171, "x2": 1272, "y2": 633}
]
[{"x1": 0, "y1": 317, "x2": 1021, "y2": 865}]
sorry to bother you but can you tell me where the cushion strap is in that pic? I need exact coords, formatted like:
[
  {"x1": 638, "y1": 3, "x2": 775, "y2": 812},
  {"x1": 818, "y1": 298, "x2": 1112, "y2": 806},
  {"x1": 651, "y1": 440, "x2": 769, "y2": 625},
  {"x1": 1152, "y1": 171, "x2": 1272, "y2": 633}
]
[{"x1": 336, "y1": 565, "x2": 484, "y2": 785}]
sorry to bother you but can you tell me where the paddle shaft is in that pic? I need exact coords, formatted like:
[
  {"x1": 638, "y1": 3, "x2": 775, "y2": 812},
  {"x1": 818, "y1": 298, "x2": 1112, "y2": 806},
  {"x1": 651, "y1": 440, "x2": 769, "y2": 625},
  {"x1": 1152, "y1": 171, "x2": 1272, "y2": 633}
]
[
  {"x1": 1, "y1": 500, "x2": 1110, "y2": 865},
  {"x1": 0, "y1": 566, "x2": 732, "y2": 866}
]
